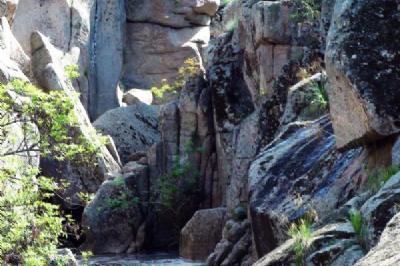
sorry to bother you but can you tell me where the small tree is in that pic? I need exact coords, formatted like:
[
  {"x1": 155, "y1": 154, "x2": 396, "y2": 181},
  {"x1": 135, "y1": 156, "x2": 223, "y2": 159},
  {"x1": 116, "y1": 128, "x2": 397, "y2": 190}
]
[{"x1": 0, "y1": 80, "x2": 101, "y2": 265}]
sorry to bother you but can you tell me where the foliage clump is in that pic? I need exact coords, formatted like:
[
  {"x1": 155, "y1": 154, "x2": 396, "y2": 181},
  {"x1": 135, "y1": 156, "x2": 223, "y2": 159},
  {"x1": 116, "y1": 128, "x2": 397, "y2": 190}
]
[
  {"x1": 289, "y1": 0, "x2": 320, "y2": 24},
  {"x1": 302, "y1": 81, "x2": 329, "y2": 119},
  {"x1": 348, "y1": 209, "x2": 366, "y2": 247},
  {"x1": 153, "y1": 139, "x2": 202, "y2": 212},
  {"x1": 365, "y1": 165, "x2": 400, "y2": 193},
  {"x1": 151, "y1": 57, "x2": 201, "y2": 102},
  {"x1": 104, "y1": 176, "x2": 140, "y2": 210},
  {"x1": 0, "y1": 80, "x2": 101, "y2": 265}
]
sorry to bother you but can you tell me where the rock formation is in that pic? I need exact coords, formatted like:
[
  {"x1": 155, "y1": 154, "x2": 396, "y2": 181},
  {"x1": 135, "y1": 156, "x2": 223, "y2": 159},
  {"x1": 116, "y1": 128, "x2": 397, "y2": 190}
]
[{"x1": 1, "y1": 0, "x2": 400, "y2": 265}]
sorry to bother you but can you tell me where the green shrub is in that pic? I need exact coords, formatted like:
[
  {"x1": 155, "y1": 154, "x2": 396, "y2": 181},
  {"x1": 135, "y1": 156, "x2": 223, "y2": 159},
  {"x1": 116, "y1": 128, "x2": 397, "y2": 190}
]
[
  {"x1": 153, "y1": 139, "x2": 201, "y2": 210},
  {"x1": 287, "y1": 218, "x2": 313, "y2": 266},
  {"x1": 289, "y1": 0, "x2": 320, "y2": 23},
  {"x1": 0, "y1": 80, "x2": 101, "y2": 265},
  {"x1": 366, "y1": 165, "x2": 400, "y2": 193},
  {"x1": 302, "y1": 81, "x2": 329, "y2": 119},
  {"x1": 151, "y1": 57, "x2": 200, "y2": 102},
  {"x1": 64, "y1": 64, "x2": 80, "y2": 81}
]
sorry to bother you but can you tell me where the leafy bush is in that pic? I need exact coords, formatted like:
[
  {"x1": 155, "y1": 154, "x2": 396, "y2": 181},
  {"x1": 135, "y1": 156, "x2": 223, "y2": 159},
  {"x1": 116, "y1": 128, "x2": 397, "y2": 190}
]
[
  {"x1": 152, "y1": 139, "x2": 202, "y2": 211},
  {"x1": 104, "y1": 176, "x2": 140, "y2": 210},
  {"x1": 301, "y1": 81, "x2": 329, "y2": 119},
  {"x1": 287, "y1": 217, "x2": 314, "y2": 266},
  {"x1": 151, "y1": 57, "x2": 200, "y2": 102},
  {"x1": 64, "y1": 64, "x2": 80, "y2": 81},
  {"x1": 0, "y1": 80, "x2": 101, "y2": 265},
  {"x1": 289, "y1": 0, "x2": 320, "y2": 23},
  {"x1": 366, "y1": 165, "x2": 400, "y2": 193}
]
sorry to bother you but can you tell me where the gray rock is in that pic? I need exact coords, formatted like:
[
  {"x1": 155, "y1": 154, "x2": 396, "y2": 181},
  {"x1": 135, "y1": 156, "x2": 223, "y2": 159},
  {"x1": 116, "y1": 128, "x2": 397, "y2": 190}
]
[
  {"x1": 254, "y1": 223, "x2": 364, "y2": 266},
  {"x1": 88, "y1": 0, "x2": 125, "y2": 119},
  {"x1": 93, "y1": 103, "x2": 160, "y2": 164},
  {"x1": 180, "y1": 207, "x2": 227, "y2": 261},
  {"x1": 249, "y1": 117, "x2": 365, "y2": 256},
  {"x1": 325, "y1": 0, "x2": 400, "y2": 149},
  {"x1": 125, "y1": 0, "x2": 219, "y2": 28},
  {"x1": 355, "y1": 212, "x2": 400, "y2": 266},
  {"x1": 82, "y1": 164, "x2": 148, "y2": 254},
  {"x1": 122, "y1": 88, "x2": 153, "y2": 105},
  {"x1": 392, "y1": 136, "x2": 400, "y2": 166},
  {"x1": 31, "y1": 31, "x2": 121, "y2": 206},
  {"x1": 361, "y1": 172, "x2": 400, "y2": 249}
]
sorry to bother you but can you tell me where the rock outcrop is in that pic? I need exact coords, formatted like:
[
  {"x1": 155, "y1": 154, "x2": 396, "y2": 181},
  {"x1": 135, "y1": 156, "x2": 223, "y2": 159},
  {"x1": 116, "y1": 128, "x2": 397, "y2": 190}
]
[
  {"x1": 122, "y1": 0, "x2": 219, "y2": 93},
  {"x1": 326, "y1": 0, "x2": 400, "y2": 149},
  {"x1": 82, "y1": 162, "x2": 148, "y2": 254},
  {"x1": 249, "y1": 117, "x2": 365, "y2": 256},
  {"x1": 93, "y1": 103, "x2": 160, "y2": 164},
  {"x1": 355, "y1": 212, "x2": 400, "y2": 266},
  {"x1": 180, "y1": 207, "x2": 227, "y2": 261},
  {"x1": 31, "y1": 31, "x2": 120, "y2": 207}
]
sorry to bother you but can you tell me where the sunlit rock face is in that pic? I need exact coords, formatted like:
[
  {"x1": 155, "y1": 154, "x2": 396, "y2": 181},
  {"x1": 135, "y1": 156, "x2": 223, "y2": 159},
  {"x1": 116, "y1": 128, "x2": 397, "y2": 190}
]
[
  {"x1": 326, "y1": 0, "x2": 400, "y2": 149},
  {"x1": 121, "y1": 0, "x2": 219, "y2": 91}
]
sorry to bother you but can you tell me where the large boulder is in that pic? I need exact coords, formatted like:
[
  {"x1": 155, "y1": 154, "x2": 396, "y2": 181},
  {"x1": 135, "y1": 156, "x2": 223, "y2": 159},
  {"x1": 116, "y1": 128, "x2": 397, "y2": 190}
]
[
  {"x1": 82, "y1": 162, "x2": 149, "y2": 254},
  {"x1": 93, "y1": 103, "x2": 160, "y2": 164},
  {"x1": 249, "y1": 117, "x2": 366, "y2": 257},
  {"x1": 325, "y1": 0, "x2": 400, "y2": 149},
  {"x1": 355, "y1": 212, "x2": 400, "y2": 266},
  {"x1": 180, "y1": 207, "x2": 227, "y2": 261}
]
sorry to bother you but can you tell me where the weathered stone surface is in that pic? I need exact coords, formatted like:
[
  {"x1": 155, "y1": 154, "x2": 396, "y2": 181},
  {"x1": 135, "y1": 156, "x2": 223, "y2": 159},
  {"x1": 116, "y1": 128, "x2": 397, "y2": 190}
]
[
  {"x1": 82, "y1": 163, "x2": 148, "y2": 254},
  {"x1": 122, "y1": 23, "x2": 209, "y2": 90},
  {"x1": 280, "y1": 72, "x2": 328, "y2": 125},
  {"x1": 122, "y1": 88, "x2": 153, "y2": 105},
  {"x1": 361, "y1": 172, "x2": 400, "y2": 249},
  {"x1": 355, "y1": 212, "x2": 400, "y2": 266},
  {"x1": 93, "y1": 103, "x2": 160, "y2": 164},
  {"x1": 126, "y1": 0, "x2": 219, "y2": 28},
  {"x1": 207, "y1": 218, "x2": 252, "y2": 266},
  {"x1": 88, "y1": 0, "x2": 125, "y2": 119},
  {"x1": 254, "y1": 223, "x2": 364, "y2": 266},
  {"x1": 325, "y1": 0, "x2": 400, "y2": 149},
  {"x1": 0, "y1": 17, "x2": 30, "y2": 76},
  {"x1": 180, "y1": 207, "x2": 227, "y2": 261},
  {"x1": 391, "y1": 136, "x2": 400, "y2": 166},
  {"x1": 31, "y1": 31, "x2": 120, "y2": 206},
  {"x1": 249, "y1": 117, "x2": 365, "y2": 256},
  {"x1": 12, "y1": 0, "x2": 71, "y2": 53}
]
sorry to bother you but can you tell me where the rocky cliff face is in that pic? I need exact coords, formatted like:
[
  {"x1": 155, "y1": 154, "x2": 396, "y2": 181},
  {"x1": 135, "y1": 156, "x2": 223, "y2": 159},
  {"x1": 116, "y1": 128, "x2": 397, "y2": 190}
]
[{"x1": 1, "y1": 0, "x2": 400, "y2": 265}]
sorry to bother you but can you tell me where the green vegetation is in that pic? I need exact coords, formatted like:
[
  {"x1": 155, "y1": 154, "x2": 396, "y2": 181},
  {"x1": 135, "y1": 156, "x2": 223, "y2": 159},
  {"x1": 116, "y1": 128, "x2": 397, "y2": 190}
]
[
  {"x1": 289, "y1": 0, "x2": 320, "y2": 23},
  {"x1": 348, "y1": 209, "x2": 365, "y2": 243},
  {"x1": 225, "y1": 17, "x2": 238, "y2": 32},
  {"x1": 64, "y1": 64, "x2": 80, "y2": 81},
  {"x1": 153, "y1": 139, "x2": 202, "y2": 211},
  {"x1": 288, "y1": 218, "x2": 314, "y2": 266},
  {"x1": 222, "y1": 0, "x2": 235, "y2": 6},
  {"x1": 0, "y1": 80, "x2": 102, "y2": 265},
  {"x1": 365, "y1": 165, "x2": 400, "y2": 193},
  {"x1": 81, "y1": 251, "x2": 93, "y2": 266},
  {"x1": 151, "y1": 57, "x2": 200, "y2": 102},
  {"x1": 104, "y1": 176, "x2": 140, "y2": 210},
  {"x1": 302, "y1": 81, "x2": 329, "y2": 119}
]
